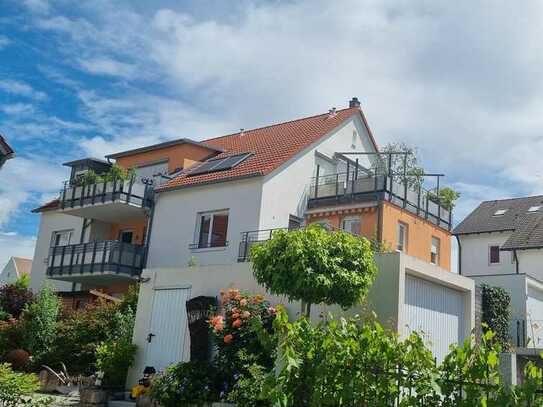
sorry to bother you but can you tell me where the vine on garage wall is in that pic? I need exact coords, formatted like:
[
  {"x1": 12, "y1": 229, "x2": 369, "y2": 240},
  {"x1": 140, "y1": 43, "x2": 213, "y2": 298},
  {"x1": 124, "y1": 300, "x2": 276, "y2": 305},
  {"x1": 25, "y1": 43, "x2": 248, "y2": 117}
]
[{"x1": 481, "y1": 284, "x2": 511, "y2": 350}]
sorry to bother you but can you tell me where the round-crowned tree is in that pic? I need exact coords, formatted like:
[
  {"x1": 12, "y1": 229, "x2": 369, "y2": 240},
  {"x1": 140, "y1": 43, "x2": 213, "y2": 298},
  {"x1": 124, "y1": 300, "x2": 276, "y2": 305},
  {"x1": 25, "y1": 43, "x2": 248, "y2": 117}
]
[{"x1": 250, "y1": 224, "x2": 378, "y2": 317}]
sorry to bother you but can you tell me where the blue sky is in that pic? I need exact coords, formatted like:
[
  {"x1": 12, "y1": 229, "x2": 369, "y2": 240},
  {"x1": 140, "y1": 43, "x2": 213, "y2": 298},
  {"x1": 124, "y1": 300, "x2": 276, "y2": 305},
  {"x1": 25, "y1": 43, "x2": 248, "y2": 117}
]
[{"x1": 1, "y1": 0, "x2": 543, "y2": 268}]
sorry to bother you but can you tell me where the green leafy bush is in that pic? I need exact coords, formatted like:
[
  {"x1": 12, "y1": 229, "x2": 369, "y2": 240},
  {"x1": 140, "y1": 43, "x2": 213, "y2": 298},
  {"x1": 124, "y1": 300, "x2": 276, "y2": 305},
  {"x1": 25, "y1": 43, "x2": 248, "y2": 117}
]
[
  {"x1": 251, "y1": 224, "x2": 377, "y2": 316},
  {"x1": 0, "y1": 283, "x2": 33, "y2": 319},
  {"x1": 150, "y1": 361, "x2": 221, "y2": 407},
  {"x1": 95, "y1": 307, "x2": 137, "y2": 387},
  {"x1": 20, "y1": 285, "x2": 60, "y2": 367},
  {"x1": 0, "y1": 363, "x2": 40, "y2": 406},
  {"x1": 481, "y1": 284, "x2": 511, "y2": 350}
]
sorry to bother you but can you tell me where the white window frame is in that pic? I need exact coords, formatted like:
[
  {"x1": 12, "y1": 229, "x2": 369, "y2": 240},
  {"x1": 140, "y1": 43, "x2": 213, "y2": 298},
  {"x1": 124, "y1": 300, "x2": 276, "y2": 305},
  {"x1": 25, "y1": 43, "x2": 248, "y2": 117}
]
[
  {"x1": 193, "y1": 209, "x2": 229, "y2": 249},
  {"x1": 51, "y1": 229, "x2": 73, "y2": 247},
  {"x1": 430, "y1": 236, "x2": 440, "y2": 265},
  {"x1": 341, "y1": 216, "x2": 361, "y2": 236},
  {"x1": 488, "y1": 245, "x2": 501, "y2": 265},
  {"x1": 397, "y1": 222, "x2": 408, "y2": 252}
]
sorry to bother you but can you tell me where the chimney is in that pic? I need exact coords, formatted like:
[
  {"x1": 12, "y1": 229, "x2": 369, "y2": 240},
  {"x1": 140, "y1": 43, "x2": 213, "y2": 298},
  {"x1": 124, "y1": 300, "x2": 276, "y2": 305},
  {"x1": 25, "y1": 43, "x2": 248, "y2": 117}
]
[
  {"x1": 328, "y1": 107, "x2": 337, "y2": 118},
  {"x1": 349, "y1": 97, "x2": 361, "y2": 108}
]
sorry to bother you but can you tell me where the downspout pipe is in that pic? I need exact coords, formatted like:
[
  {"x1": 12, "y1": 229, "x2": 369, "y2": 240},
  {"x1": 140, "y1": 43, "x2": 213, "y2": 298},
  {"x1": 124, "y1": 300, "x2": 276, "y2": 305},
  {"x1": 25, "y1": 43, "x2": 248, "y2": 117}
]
[{"x1": 454, "y1": 234, "x2": 462, "y2": 275}]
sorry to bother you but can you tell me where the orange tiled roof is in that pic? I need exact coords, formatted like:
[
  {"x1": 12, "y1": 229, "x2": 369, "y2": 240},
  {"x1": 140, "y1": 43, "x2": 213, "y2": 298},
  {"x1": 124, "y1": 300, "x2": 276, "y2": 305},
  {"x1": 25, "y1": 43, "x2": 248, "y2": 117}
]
[
  {"x1": 159, "y1": 107, "x2": 374, "y2": 191},
  {"x1": 32, "y1": 198, "x2": 60, "y2": 213}
]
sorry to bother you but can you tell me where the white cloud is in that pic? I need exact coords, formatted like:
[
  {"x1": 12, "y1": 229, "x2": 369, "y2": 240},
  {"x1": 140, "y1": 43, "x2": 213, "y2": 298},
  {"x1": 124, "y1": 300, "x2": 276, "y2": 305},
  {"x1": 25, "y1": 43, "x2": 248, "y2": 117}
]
[
  {"x1": 0, "y1": 79, "x2": 47, "y2": 101},
  {"x1": 23, "y1": 0, "x2": 50, "y2": 15},
  {"x1": 0, "y1": 103, "x2": 35, "y2": 115},
  {"x1": 0, "y1": 157, "x2": 65, "y2": 226},
  {"x1": 77, "y1": 57, "x2": 137, "y2": 78},
  {"x1": 0, "y1": 35, "x2": 10, "y2": 49}
]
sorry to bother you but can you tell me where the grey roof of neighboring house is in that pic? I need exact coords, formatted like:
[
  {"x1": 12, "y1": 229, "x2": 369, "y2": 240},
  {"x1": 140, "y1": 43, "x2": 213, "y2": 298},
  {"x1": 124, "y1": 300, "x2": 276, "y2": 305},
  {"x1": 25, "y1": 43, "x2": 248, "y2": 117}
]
[
  {"x1": 453, "y1": 195, "x2": 543, "y2": 250},
  {"x1": 0, "y1": 135, "x2": 15, "y2": 167}
]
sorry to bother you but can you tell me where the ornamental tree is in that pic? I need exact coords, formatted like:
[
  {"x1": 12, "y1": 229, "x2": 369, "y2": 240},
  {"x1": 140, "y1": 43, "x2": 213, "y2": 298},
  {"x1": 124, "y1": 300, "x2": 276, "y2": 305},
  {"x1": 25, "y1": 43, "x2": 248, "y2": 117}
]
[{"x1": 251, "y1": 224, "x2": 378, "y2": 317}]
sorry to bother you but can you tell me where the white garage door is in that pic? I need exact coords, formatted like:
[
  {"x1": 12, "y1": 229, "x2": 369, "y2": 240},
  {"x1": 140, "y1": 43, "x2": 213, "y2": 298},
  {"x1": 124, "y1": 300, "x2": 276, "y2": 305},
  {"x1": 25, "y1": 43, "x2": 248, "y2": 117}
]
[
  {"x1": 404, "y1": 275, "x2": 466, "y2": 363},
  {"x1": 526, "y1": 286, "x2": 543, "y2": 348},
  {"x1": 144, "y1": 287, "x2": 191, "y2": 373}
]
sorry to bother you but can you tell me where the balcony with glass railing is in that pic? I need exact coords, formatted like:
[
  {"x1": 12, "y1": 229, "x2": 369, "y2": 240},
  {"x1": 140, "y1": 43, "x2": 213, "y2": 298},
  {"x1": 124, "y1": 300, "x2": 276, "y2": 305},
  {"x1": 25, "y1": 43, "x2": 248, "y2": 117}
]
[{"x1": 47, "y1": 240, "x2": 145, "y2": 283}]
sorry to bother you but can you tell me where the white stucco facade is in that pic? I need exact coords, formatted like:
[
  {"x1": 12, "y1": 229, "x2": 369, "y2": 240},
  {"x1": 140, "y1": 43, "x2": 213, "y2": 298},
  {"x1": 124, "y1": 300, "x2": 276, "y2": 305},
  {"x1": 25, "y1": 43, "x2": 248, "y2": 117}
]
[
  {"x1": 147, "y1": 178, "x2": 264, "y2": 268},
  {"x1": 29, "y1": 211, "x2": 82, "y2": 292},
  {"x1": 458, "y1": 232, "x2": 515, "y2": 277}
]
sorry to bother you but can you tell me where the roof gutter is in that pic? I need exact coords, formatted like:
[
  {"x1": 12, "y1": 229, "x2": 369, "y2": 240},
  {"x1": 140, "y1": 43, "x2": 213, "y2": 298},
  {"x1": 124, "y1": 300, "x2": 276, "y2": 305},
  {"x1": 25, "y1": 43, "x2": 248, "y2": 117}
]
[{"x1": 155, "y1": 173, "x2": 263, "y2": 194}]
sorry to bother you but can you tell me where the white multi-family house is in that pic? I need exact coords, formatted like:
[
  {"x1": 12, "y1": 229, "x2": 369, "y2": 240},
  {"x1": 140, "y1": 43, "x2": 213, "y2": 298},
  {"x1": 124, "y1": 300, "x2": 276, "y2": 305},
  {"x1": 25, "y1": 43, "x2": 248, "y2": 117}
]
[
  {"x1": 29, "y1": 98, "x2": 475, "y2": 380},
  {"x1": 454, "y1": 196, "x2": 543, "y2": 352},
  {"x1": 126, "y1": 98, "x2": 474, "y2": 381}
]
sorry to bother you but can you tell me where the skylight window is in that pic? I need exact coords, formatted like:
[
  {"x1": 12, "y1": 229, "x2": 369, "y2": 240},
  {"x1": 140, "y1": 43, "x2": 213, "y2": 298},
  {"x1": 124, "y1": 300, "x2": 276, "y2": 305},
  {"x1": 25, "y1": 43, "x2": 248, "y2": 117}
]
[
  {"x1": 189, "y1": 152, "x2": 253, "y2": 176},
  {"x1": 493, "y1": 209, "x2": 508, "y2": 216},
  {"x1": 528, "y1": 205, "x2": 542, "y2": 213}
]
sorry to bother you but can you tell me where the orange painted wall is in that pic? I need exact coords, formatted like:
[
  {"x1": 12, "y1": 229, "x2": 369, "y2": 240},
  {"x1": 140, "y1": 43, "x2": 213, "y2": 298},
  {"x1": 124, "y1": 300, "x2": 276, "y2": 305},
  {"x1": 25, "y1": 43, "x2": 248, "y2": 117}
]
[
  {"x1": 108, "y1": 219, "x2": 148, "y2": 245},
  {"x1": 381, "y1": 201, "x2": 451, "y2": 271},
  {"x1": 307, "y1": 207, "x2": 378, "y2": 241},
  {"x1": 115, "y1": 143, "x2": 217, "y2": 173}
]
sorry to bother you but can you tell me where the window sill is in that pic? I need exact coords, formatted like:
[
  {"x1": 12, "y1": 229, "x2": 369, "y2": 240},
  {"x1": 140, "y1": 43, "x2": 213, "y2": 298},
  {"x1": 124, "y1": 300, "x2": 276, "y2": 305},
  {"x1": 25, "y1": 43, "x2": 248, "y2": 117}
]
[{"x1": 189, "y1": 246, "x2": 228, "y2": 253}]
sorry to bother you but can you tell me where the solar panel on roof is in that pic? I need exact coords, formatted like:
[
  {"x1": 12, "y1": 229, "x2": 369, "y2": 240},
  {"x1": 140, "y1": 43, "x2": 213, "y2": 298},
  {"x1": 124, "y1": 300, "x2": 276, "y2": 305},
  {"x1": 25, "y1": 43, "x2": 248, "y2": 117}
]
[{"x1": 189, "y1": 152, "x2": 253, "y2": 176}]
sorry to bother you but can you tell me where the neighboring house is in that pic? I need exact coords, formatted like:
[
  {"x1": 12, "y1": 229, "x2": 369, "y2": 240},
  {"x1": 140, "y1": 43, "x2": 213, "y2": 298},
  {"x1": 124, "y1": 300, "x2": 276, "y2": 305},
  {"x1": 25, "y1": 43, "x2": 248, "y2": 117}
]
[
  {"x1": 454, "y1": 196, "x2": 543, "y2": 352},
  {"x1": 30, "y1": 98, "x2": 475, "y2": 378},
  {"x1": 0, "y1": 257, "x2": 32, "y2": 285},
  {"x1": 0, "y1": 134, "x2": 15, "y2": 169},
  {"x1": 127, "y1": 98, "x2": 474, "y2": 380}
]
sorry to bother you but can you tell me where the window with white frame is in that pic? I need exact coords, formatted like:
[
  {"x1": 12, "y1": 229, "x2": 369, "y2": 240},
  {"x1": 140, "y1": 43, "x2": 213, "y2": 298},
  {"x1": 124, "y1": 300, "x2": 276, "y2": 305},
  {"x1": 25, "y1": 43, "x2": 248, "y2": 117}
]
[
  {"x1": 51, "y1": 230, "x2": 73, "y2": 247},
  {"x1": 430, "y1": 236, "x2": 440, "y2": 265},
  {"x1": 397, "y1": 222, "x2": 408, "y2": 252},
  {"x1": 341, "y1": 216, "x2": 361, "y2": 236},
  {"x1": 194, "y1": 210, "x2": 229, "y2": 249},
  {"x1": 489, "y1": 245, "x2": 501, "y2": 264}
]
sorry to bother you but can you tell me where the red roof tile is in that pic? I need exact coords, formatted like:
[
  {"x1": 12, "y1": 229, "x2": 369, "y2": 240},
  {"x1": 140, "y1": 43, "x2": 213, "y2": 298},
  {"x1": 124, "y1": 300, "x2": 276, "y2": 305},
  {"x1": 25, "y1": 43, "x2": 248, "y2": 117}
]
[
  {"x1": 32, "y1": 198, "x2": 60, "y2": 213},
  {"x1": 159, "y1": 107, "x2": 374, "y2": 191}
]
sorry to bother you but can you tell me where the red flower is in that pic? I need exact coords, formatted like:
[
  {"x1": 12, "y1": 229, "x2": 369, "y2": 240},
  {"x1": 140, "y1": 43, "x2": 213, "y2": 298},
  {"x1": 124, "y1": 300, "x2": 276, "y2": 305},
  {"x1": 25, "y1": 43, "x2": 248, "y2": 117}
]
[
  {"x1": 232, "y1": 319, "x2": 242, "y2": 329},
  {"x1": 224, "y1": 334, "x2": 234, "y2": 344}
]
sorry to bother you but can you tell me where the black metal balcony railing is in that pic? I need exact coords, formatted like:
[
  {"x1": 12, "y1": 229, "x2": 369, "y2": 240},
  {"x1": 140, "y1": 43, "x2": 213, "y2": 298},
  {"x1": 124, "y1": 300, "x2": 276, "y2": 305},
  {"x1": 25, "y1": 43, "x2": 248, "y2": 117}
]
[
  {"x1": 308, "y1": 171, "x2": 452, "y2": 230},
  {"x1": 188, "y1": 241, "x2": 229, "y2": 250},
  {"x1": 60, "y1": 177, "x2": 153, "y2": 210},
  {"x1": 238, "y1": 228, "x2": 286, "y2": 262},
  {"x1": 516, "y1": 318, "x2": 543, "y2": 348},
  {"x1": 47, "y1": 240, "x2": 145, "y2": 279}
]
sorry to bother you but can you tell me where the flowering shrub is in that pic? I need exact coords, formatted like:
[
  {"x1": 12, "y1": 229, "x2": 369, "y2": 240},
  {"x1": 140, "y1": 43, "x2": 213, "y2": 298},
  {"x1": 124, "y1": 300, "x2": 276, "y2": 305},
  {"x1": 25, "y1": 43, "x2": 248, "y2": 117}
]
[
  {"x1": 210, "y1": 289, "x2": 276, "y2": 373},
  {"x1": 149, "y1": 361, "x2": 221, "y2": 407}
]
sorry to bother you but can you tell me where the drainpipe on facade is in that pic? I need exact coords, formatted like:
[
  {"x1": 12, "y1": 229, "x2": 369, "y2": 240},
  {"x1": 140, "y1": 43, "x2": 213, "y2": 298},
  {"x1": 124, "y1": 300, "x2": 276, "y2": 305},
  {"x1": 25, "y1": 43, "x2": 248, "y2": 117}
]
[{"x1": 454, "y1": 235, "x2": 462, "y2": 275}]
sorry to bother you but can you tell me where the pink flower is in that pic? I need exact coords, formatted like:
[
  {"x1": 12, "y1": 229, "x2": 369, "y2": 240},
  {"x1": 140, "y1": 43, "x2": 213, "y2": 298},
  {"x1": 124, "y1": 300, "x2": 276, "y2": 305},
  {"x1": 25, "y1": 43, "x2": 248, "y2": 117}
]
[
  {"x1": 241, "y1": 311, "x2": 251, "y2": 319},
  {"x1": 232, "y1": 319, "x2": 242, "y2": 329},
  {"x1": 224, "y1": 334, "x2": 234, "y2": 344},
  {"x1": 240, "y1": 298, "x2": 248, "y2": 307}
]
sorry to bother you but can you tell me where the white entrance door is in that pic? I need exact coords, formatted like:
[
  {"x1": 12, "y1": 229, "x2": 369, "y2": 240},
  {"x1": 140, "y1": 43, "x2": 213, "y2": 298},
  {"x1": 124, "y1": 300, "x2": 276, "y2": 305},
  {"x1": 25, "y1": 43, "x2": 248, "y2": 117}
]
[
  {"x1": 144, "y1": 287, "x2": 191, "y2": 373},
  {"x1": 404, "y1": 275, "x2": 466, "y2": 363},
  {"x1": 526, "y1": 286, "x2": 543, "y2": 348}
]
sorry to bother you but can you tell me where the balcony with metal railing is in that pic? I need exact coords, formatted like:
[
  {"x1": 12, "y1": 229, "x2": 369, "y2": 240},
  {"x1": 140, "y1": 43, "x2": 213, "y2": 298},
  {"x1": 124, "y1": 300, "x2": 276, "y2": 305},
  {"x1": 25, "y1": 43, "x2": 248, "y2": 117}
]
[
  {"x1": 47, "y1": 240, "x2": 145, "y2": 283},
  {"x1": 59, "y1": 177, "x2": 154, "y2": 222},
  {"x1": 515, "y1": 318, "x2": 543, "y2": 350},
  {"x1": 308, "y1": 170, "x2": 452, "y2": 231}
]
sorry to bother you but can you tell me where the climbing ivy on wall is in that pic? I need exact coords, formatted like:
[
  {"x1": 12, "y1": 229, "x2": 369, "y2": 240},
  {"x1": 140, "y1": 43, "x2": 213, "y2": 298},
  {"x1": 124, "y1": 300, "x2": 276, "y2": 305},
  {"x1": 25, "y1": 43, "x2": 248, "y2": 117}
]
[{"x1": 481, "y1": 284, "x2": 511, "y2": 350}]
